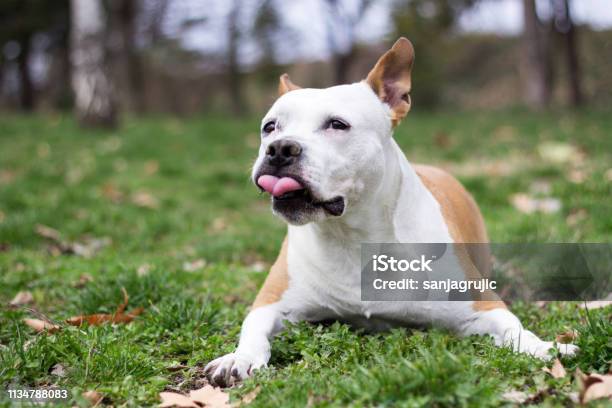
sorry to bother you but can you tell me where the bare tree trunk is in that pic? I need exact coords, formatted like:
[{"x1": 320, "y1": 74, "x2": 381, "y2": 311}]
[
  {"x1": 109, "y1": 0, "x2": 145, "y2": 113},
  {"x1": 553, "y1": 0, "x2": 582, "y2": 106},
  {"x1": 522, "y1": 0, "x2": 552, "y2": 109},
  {"x1": 70, "y1": 0, "x2": 117, "y2": 128},
  {"x1": 17, "y1": 35, "x2": 35, "y2": 110},
  {"x1": 227, "y1": 0, "x2": 245, "y2": 115}
]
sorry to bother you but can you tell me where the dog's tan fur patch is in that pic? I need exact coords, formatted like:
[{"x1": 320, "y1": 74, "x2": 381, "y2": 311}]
[
  {"x1": 252, "y1": 237, "x2": 289, "y2": 309},
  {"x1": 414, "y1": 164, "x2": 506, "y2": 310}
]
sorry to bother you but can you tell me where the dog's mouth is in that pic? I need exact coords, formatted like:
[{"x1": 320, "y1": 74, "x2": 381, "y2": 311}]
[{"x1": 256, "y1": 174, "x2": 345, "y2": 217}]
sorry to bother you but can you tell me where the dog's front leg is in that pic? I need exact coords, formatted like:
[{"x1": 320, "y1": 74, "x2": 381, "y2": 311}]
[
  {"x1": 205, "y1": 302, "x2": 286, "y2": 386},
  {"x1": 461, "y1": 306, "x2": 579, "y2": 359}
]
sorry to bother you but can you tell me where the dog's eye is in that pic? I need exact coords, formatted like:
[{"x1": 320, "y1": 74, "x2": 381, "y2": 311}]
[
  {"x1": 328, "y1": 119, "x2": 349, "y2": 131},
  {"x1": 262, "y1": 121, "x2": 276, "y2": 134}
]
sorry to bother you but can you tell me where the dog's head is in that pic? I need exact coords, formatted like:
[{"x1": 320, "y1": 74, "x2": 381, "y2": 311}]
[{"x1": 252, "y1": 38, "x2": 414, "y2": 225}]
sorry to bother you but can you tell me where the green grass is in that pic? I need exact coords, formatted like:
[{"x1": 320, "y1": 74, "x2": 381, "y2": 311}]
[{"x1": 0, "y1": 110, "x2": 610, "y2": 407}]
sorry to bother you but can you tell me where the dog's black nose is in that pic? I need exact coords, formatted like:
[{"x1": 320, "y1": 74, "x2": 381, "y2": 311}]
[{"x1": 265, "y1": 139, "x2": 302, "y2": 167}]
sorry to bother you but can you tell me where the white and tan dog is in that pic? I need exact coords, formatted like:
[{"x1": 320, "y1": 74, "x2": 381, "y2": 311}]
[{"x1": 205, "y1": 38, "x2": 577, "y2": 387}]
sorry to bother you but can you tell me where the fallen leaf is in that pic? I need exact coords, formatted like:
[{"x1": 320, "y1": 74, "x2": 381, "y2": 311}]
[
  {"x1": 537, "y1": 142, "x2": 582, "y2": 164},
  {"x1": 543, "y1": 358, "x2": 567, "y2": 379},
  {"x1": 510, "y1": 194, "x2": 561, "y2": 214},
  {"x1": 145, "y1": 160, "x2": 160, "y2": 175},
  {"x1": 567, "y1": 169, "x2": 586, "y2": 184},
  {"x1": 74, "y1": 274, "x2": 94, "y2": 288},
  {"x1": 249, "y1": 261, "x2": 267, "y2": 273},
  {"x1": 65, "y1": 288, "x2": 144, "y2": 327},
  {"x1": 555, "y1": 330, "x2": 578, "y2": 343},
  {"x1": 183, "y1": 259, "x2": 206, "y2": 272},
  {"x1": 10, "y1": 291, "x2": 33, "y2": 306},
  {"x1": 137, "y1": 263, "x2": 151, "y2": 276},
  {"x1": 210, "y1": 217, "x2": 228, "y2": 233},
  {"x1": 566, "y1": 208, "x2": 587, "y2": 227},
  {"x1": 71, "y1": 237, "x2": 112, "y2": 258},
  {"x1": 35, "y1": 224, "x2": 62, "y2": 241},
  {"x1": 132, "y1": 191, "x2": 159, "y2": 209},
  {"x1": 50, "y1": 363, "x2": 66, "y2": 377},
  {"x1": 580, "y1": 373, "x2": 612, "y2": 403},
  {"x1": 605, "y1": 168, "x2": 612, "y2": 182},
  {"x1": 0, "y1": 210, "x2": 5, "y2": 223},
  {"x1": 36, "y1": 224, "x2": 111, "y2": 258},
  {"x1": 190, "y1": 385, "x2": 230, "y2": 407},
  {"x1": 501, "y1": 390, "x2": 529, "y2": 403},
  {"x1": 159, "y1": 392, "x2": 199, "y2": 408},
  {"x1": 239, "y1": 386, "x2": 260, "y2": 405},
  {"x1": 0, "y1": 170, "x2": 16, "y2": 185},
  {"x1": 23, "y1": 318, "x2": 60, "y2": 333},
  {"x1": 82, "y1": 390, "x2": 103, "y2": 406},
  {"x1": 101, "y1": 183, "x2": 124, "y2": 202},
  {"x1": 433, "y1": 131, "x2": 451, "y2": 148}
]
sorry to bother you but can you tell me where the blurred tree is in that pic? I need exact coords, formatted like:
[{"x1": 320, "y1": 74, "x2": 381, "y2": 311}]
[
  {"x1": 391, "y1": 0, "x2": 477, "y2": 107},
  {"x1": 227, "y1": 0, "x2": 245, "y2": 115},
  {"x1": 522, "y1": 0, "x2": 553, "y2": 109},
  {"x1": 551, "y1": 0, "x2": 582, "y2": 106},
  {"x1": 108, "y1": 0, "x2": 145, "y2": 113},
  {"x1": 324, "y1": 0, "x2": 373, "y2": 84},
  {"x1": 70, "y1": 0, "x2": 117, "y2": 128},
  {"x1": 252, "y1": 0, "x2": 283, "y2": 82},
  {"x1": 0, "y1": 0, "x2": 69, "y2": 110}
]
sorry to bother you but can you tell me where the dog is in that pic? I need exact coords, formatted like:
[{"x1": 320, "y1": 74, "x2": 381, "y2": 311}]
[{"x1": 205, "y1": 38, "x2": 578, "y2": 387}]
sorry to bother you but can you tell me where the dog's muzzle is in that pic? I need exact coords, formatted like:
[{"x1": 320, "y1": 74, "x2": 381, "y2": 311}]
[{"x1": 254, "y1": 139, "x2": 345, "y2": 220}]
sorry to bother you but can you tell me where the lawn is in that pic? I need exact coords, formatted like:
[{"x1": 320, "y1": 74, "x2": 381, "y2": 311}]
[{"x1": 0, "y1": 110, "x2": 610, "y2": 407}]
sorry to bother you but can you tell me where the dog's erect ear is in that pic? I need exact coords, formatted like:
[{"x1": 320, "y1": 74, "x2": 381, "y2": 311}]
[
  {"x1": 278, "y1": 73, "x2": 301, "y2": 96},
  {"x1": 365, "y1": 37, "x2": 414, "y2": 127}
]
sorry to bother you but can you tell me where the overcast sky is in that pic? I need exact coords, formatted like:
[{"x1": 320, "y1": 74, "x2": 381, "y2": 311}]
[{"x1": 170, "y1": 0, "x2": 612, "y2": 64}]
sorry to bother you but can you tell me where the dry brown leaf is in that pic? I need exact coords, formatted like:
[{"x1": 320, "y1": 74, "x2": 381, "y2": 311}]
[
  {"x1": 543, "y1": 358, "x2": 567, "y2": 379},
  {"x1": 501, "y1": 390, "x2": 529, "y2": 403},
  {"x1": 555, "y1": 330, "x2": 578, "y2": 343},
  {"x1": 138, "y1": 263, "x2": 151, "y2": 276},
  {"x1": 0, "y1": 210, "x2": 5, "y2": 223},
  {"x1": 10, "y1": 291, "x2": 33, "y2": 306},
  {"x1": 35, "y1": 224, "x2": 62, "y2": 241},
  {"x1": 510, "y1": 193, "x2": 561, "y2": 214},
  {"x1": 189, "y1": 385, "x2": 230, "y2": 407},
  {"x1": 580, "y1": 373, "x2": 612, "y2": 403},
  {"x1": 159, "y1": 392, "x2": 199, "y2": 408},
  {"x1": 102, "y1": 183, "x2": 124, "y2": 203},
  {"x1": 74, "y1": 274, "x2": 94, "y2": 288},
  {"x1": 183, "y1": 259, "x2": 207, "y2": 272},
  {"x1": 50, "y1": 363, "x2": 66, "y2": 377},
  {"x1": 36, "y1": 224, "x2": 110, "y2": 258},
  {"x1": 82, "y1": 390, "x2": 103, "y2": 406},
  {"x1": 239, "y1": 386, "x2": 260, "y2": 405},
  {"x1": 65, "y1": 288, "x2": 143, "y2": 327},
  {"x1": 23, "y1": 318, "x2": 60, "y2": 333},
  {"x1": 132, "y1": 191, "x2": 159, "y2": 209},
  {"x1": 145, "y1": 160, "x2": 160, "y2": 175}
]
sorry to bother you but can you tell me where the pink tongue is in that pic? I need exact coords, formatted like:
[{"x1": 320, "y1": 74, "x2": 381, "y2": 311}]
[{"x1": 257, "y1": 175, "x2": 303, "y2": 197}]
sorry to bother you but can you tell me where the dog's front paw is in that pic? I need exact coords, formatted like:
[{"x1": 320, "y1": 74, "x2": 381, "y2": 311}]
[
  {"x1": 519, "y1": 338, "x2": 580, "y2": 360},
  {"x1": 204, "y1": 353, "x2": 266, "y2": 387}
]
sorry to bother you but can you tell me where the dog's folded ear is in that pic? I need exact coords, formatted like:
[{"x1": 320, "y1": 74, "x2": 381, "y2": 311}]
[
  {"x1": 278, "y1": 73, "x2": 302, "y2": 96},
  {"x1": 365, "y1": 37, "x2": 414, "y2": 127}
]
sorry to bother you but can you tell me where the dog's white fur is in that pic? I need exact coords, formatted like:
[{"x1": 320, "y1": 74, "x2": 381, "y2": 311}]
[{"x1": 205, "y1": 60, "x2": 577, "y2": 387}]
